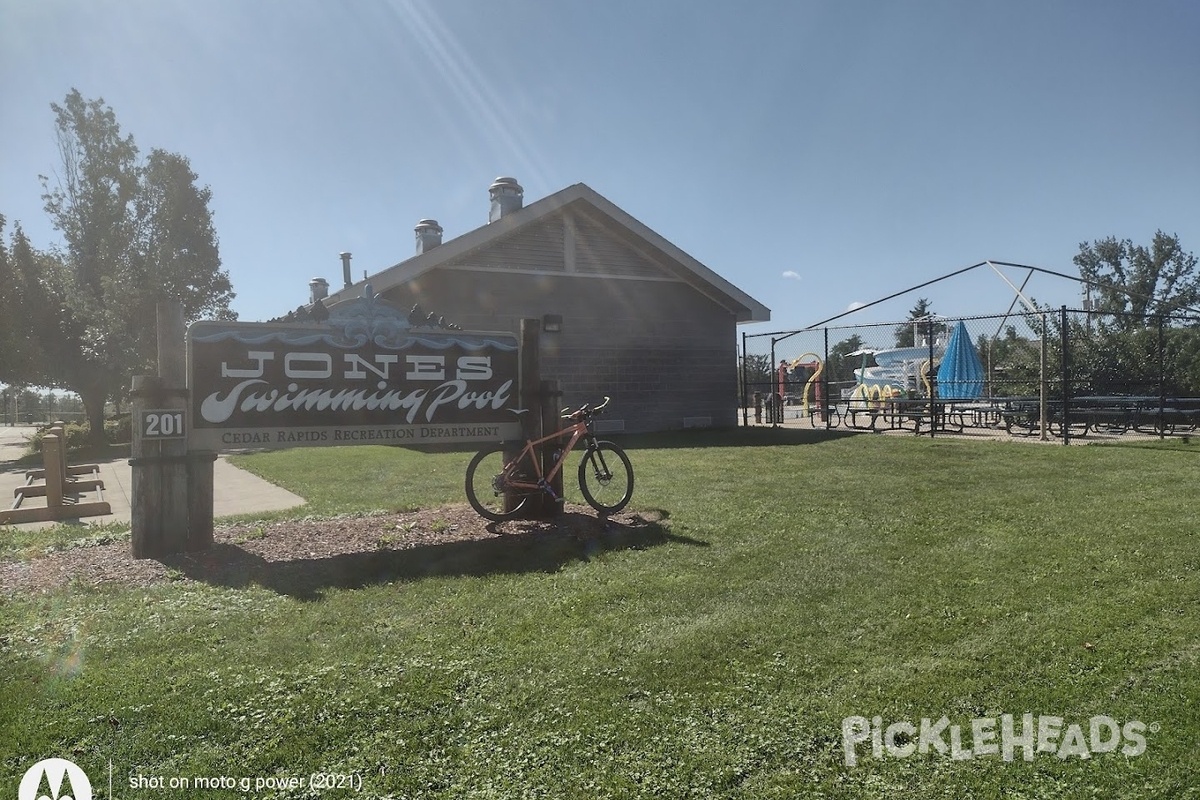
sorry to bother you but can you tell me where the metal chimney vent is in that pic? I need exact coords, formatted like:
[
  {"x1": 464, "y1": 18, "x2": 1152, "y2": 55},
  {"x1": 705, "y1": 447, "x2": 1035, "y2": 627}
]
[
  {"x1": 415, "y1": 219, "x2": 443, "y2": 254},
  {"x1": 309, "y1": 277, "x2": 329, "y2": 304},
  {"x1": 488, "y1": 176, "x2": 523, "y2": 222}
]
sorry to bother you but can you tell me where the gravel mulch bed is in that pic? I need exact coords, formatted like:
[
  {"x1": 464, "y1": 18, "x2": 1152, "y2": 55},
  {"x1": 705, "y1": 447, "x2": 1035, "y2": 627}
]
[{"x1": 1, "y1": 504, "x2": 668, "y2": 599}]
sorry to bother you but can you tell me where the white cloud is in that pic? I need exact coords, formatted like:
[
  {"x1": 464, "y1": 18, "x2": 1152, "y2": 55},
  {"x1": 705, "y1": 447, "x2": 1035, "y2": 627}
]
[
  {"x1": 846, "y1": 301, "x2": 866, "y2": 312},
  {"x1": 782, "y1": 270, "x2": 801, "y2": 280}
]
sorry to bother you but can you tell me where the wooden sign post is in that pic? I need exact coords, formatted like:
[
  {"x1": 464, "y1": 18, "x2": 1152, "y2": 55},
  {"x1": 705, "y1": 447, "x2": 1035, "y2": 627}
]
[
  {"x1": 507, "y1": 319, "x2": 562, "y2": 518},
  {"x1": 130, "y1": 302, "x2": 213, "y2": 559}
]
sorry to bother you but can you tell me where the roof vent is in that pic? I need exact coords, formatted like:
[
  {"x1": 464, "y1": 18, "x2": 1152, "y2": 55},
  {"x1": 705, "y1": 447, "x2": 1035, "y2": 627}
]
[
  {"x1": 309, "y1": 277, "x2": 329, "y2": 303},
  {"x1": 489, "y1": 176, "x2": 523, "y2": 222},
  {"x1": 415, "y1": 219, "x2": 443, "y2": 254}
]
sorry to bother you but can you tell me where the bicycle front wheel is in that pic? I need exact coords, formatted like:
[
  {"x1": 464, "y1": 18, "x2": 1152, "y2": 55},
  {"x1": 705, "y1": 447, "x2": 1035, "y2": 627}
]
[
  {"x1": 465, "y1": 446, "x2": 529, "y2": 522},
  {"x1": 577, "y1": 441, "x2": 634, "y2": 515}
]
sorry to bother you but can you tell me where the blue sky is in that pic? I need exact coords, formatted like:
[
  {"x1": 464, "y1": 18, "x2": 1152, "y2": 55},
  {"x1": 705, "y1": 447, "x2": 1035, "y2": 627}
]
[{"x1": 2, "y1": 0, "x2": 1197, "y2": 338}]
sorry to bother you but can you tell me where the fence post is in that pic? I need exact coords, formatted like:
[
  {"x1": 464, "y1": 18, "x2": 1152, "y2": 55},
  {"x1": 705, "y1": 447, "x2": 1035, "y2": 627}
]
[
  {"x1": 823, "y1": 327, "x2": 831, "y2": 427},
  {"x1": 769, "y1": 338, "x2": 778, "y2": 426},
  {"x1": 1157, "y1": 315, "x2": 1167, "y2": 440},
  {"x1": 928, "y1": 323, "x2": 936, "y2": 438},
  {"x1": 1040, "y1": 313, "x2": 1049, "y2": 441},
  {"x1": 1060, "y1": 305, "x2": 1070, "y2": 446},
  {"x1": 741, "y1": 331, "x2": 749, "y2": 427}
]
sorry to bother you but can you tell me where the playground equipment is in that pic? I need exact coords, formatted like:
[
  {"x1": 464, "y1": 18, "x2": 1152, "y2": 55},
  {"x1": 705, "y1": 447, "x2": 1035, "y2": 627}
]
[
  {"x1": 0, "y1": 422, "x2": 111, "y2": 525},
  {"x1": 846, "y1": 351, "x2": 940, "y2": 411},
  {"x1": 781, "y1": 353, "x2": 827, "y2": 418},
  {"x1": 846, "y1": 321, "x2": 949, "y2": 409},
  {"x1": 847, "y1": 381, "x2": 902, "y2": 409},
  {"x1": 936, "y1": 320, "x2": 986, "y2": 400},
  {"x1": 851, "y1": 345, "x2": 943, "y2": 398}
]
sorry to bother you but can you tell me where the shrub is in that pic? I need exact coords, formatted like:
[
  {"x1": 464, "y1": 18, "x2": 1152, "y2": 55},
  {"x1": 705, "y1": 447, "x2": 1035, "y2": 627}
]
[
  {"x1": 25, "y1": 422, "x2": 92, "y2": 455},
  {"x1": 21, "y1": 414, "x2": 131, "y2": 456},
  {"x1": 105, "y1": 414, "x2": 132, "y2": 444}
]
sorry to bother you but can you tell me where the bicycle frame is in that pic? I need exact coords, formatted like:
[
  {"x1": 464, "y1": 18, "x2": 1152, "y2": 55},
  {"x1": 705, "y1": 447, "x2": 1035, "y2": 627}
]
[
  {"x1": 465, "y1": 395, "x2": 631, "y2": 521},
  {"x1": 502, "y1": 417, "x2": 593, "y2": 495}
]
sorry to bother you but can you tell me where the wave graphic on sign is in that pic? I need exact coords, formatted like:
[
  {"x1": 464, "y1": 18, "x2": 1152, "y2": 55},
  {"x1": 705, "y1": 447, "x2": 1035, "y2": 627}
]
[
  {"x1": 192, "y1": 287, "x2": 517, "y2": 351},
  {"x1": 191, "y1": 329, "x2": 517, "y2": 352}
]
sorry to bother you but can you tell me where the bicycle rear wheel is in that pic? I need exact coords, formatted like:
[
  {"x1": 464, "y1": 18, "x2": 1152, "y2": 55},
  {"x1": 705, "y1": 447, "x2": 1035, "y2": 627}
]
[
  {"x1": 465, "y1": 446, "x2": 529, "y2": 522},
  {"x1": 577, "y1": 441, "x2": 633, "y2": 515}
]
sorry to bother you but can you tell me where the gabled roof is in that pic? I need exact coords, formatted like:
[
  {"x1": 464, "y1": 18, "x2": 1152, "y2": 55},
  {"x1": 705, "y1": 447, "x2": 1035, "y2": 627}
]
[{"x1": 324, "y1": 183, "x2": 771, "y2": 324}]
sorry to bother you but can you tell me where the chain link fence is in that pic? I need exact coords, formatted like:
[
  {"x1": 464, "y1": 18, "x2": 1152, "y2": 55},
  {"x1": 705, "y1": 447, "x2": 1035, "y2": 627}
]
[{"x1": 741, "y1": 308, "x2": 1200, "y2": 442}]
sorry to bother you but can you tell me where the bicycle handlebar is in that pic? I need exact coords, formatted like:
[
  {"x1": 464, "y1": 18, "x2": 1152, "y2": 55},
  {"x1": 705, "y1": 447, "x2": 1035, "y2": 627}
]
[{"x1": 562, "y1": 396, "x2": 611, "y2": 420}]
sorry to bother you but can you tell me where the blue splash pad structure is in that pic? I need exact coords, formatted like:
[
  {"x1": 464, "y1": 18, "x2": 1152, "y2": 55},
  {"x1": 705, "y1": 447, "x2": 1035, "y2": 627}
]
[{"x1": 936, "y1": 320, "x2": 985, "y2": 400}]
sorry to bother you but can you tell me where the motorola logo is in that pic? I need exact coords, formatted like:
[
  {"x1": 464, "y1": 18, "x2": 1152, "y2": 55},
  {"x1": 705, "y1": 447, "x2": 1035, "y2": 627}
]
[{"x1": 18, "y1": 758, "x2": 93, "y2": 800}]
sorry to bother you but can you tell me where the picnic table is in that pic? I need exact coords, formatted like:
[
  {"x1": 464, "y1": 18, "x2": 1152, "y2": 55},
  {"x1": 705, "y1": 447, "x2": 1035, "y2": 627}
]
[
  {"x1": 999, "y1": 398, "x2": 1067, "y2": 437},
  {"x1": 840, "y1": 395, "x2": 1200, "y2": 438},
  {"x1": 942, "y1": 401, "x2": 1008, "y2": 429},
  {"x1": 844, "y1": 398, "x2": 960, "y2": 435},
  {"x1": 1000, "y1": 396, "x2": 1200, "y2": 437},
  {"x1": 1074, "y1": 396, "x2": 1200, "y2": 436}
]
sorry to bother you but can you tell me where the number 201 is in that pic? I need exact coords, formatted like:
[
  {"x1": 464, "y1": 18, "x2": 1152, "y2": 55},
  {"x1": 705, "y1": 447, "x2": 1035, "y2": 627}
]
[{"x1": 145, "y1": 412, "x2": 184, "y2": 437}]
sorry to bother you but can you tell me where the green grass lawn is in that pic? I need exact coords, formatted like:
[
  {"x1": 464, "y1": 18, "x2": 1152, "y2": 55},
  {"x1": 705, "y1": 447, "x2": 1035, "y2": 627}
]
[{"x1": 2, "y1": 431, "x2": 1198, "y2": 798}]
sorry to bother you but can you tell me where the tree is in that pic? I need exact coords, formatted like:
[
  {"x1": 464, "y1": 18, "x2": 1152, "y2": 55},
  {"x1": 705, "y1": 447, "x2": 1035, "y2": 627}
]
[
  {"x1": 977, "y1": 325, "x2": 1043, "y2": 397},
  {"x1": 893, "y1": 298, "x2": 946, "y2": 348},
  {"x1": 132, "y1": 149, "x2": 234, "y2": 320},
  {"x1": 120, "y1": 149, "x2": 235, "y2": 380},
  {"x1": 1073, "y1": 231, "x2": 1200, "y2": 329},
  {"x1": 0, "y1": 217, "x2": 38, "y2": 385},
  {"x1": 35, "y1": 90, "x2": 235, "y2": 442},
  {"x1": 1166, "y1": 326, "x2": 1200, "y2": 395},
  {"x1": 1071, "y1": 232, "x2": 1200, "y2": 396},
  {"x1": 825, "y1": 334, "x2": 866, "y2": 394},
  {"x1": 0, "y1": 218, "x2": 29, "y2": 415},
  {"x1": 0, "y1": 216, "x2": 15, "y2": 380},
  {"x1": 740, "y1": 353, "x2": 772, "y2": 393},
  {"x1": 0, "y1": 222, "x2": 58, "y2": 388}
]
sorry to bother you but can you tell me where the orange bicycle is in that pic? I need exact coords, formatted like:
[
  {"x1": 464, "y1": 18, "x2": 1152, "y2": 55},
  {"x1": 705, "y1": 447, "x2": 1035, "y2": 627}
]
[{"x1": 464, "y1": 396, "x2": 634, "y2": 521}]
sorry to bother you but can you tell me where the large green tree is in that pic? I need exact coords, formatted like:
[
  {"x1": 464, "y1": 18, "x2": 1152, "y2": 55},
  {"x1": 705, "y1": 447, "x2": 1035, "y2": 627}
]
[
  {"x1": 976, "y1": 324, "x2": 1044, "y2": 397},
  {"x1": 132, "y1": 148, "x2": 233, "y2": 318},
  {"x1": 824, "y1": 334, "x2": 866, "y2": 391},
  {"x1": 893, "y1": 298, "x2": 945, "y2": 348},
  {"x1": 32, "y1": 89, "x2": 235, "y2": 441},
  {"x1": 1073, "y1": 231, "x2": 1200, "y2": 328},
  {"x1": 0, "y1": 216, "x2": 14, "y2": 380},
  {"x1": 1071, "y1": 232, "x2": 1200, "y2": 395},
  {"x1": 740, "y1": 353, "x2": 772, "y2": 393},
  {"x1": 0, "y1": 220, "x2": 57, "y2": 389}
]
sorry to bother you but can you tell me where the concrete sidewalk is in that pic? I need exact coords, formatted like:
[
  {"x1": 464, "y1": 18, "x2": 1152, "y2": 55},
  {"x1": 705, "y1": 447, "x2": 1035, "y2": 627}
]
[{"x1": 0, "y1": 426, "x2": 305, "y2": 530}]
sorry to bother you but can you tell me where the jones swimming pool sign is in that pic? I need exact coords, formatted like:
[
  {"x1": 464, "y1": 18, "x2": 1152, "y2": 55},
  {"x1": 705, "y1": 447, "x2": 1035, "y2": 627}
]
[{"x1": 187, "y1": 289, "x2": 521, "y2": 450}]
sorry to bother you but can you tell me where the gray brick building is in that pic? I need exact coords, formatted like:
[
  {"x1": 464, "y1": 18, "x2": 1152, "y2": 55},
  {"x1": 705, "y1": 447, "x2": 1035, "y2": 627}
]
[{"x1": 319, "y1": 179, "x2": 769, "y2": 433}]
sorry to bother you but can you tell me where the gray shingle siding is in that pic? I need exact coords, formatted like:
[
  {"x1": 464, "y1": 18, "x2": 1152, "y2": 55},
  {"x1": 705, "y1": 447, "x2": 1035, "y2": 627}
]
[
  {"x1": 325, "y1": 185, "x2": 768, "y2": 434},
  {"x1": 382, "y1": 269, "x2": 738, "y2": 432}
]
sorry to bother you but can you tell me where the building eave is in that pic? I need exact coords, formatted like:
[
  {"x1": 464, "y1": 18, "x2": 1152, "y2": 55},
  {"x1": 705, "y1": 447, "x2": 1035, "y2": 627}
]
[{"x1": 323, "y1": 182, "x2": 771, "y2": 324}]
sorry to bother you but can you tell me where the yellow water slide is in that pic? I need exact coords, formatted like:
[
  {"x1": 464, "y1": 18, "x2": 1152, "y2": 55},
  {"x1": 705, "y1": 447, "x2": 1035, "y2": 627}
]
[{"x1": 786, "y1": 353, "x2": 824, "y2": 417}]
